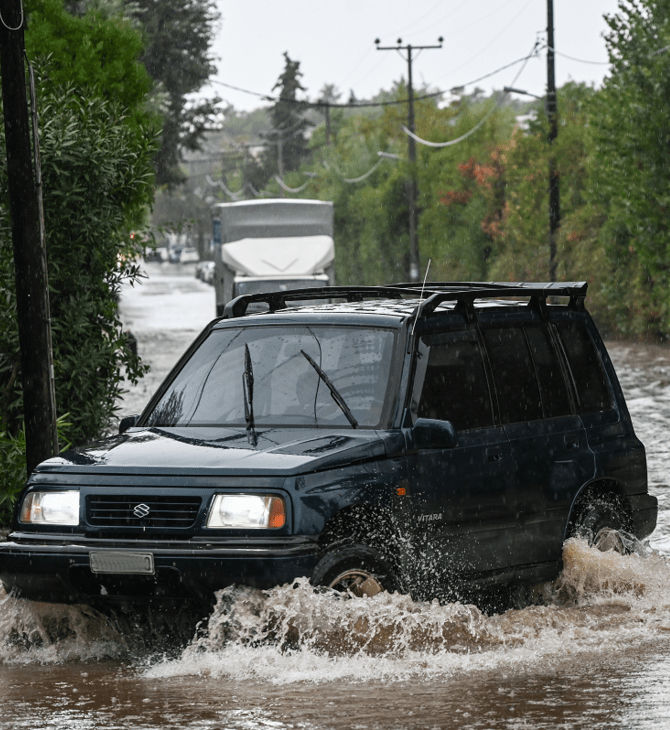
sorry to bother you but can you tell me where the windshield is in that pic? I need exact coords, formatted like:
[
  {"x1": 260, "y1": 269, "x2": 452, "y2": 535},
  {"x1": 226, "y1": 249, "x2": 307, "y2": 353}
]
[{"x1": 144, "y1": 325, "x2": 396, "y2": 429}]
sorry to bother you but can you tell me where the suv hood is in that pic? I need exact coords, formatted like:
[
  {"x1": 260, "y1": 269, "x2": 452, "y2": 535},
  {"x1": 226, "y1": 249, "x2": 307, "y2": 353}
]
[{"x1": 36, "y1": 426, "x2": 392, "y2": 477}]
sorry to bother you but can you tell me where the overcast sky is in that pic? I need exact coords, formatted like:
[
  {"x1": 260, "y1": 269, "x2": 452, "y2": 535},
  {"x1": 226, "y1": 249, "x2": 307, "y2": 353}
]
[{"x1": 207, "y1": 0, "x2": 620, "y2": 112}]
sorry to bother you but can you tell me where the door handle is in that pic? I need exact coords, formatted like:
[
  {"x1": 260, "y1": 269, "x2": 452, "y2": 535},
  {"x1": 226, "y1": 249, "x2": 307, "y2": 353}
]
[{"x1": 486, "y1": 449, "x2": 503, "y2": 463}]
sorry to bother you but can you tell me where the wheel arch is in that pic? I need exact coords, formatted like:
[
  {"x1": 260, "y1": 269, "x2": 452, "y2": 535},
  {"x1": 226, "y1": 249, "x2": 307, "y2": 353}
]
[
  {"x1": 317, "y1": 501, "x2": 400, "y2": 554},
  {"x1": 565, "y1": 478, "x2": 633, "y2": 540}
]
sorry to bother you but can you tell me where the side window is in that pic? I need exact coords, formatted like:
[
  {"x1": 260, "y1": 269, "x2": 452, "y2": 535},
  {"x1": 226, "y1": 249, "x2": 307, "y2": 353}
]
[
  {"x1": 415, "y1": 330, "x2": 494, "y2": 431},
  {"x1": 554, "y1": 321, "x2": 613, "y2": 414},
  {"x1": 524, "y1": 324, "x2": 571, "y2": 418},
  {"x1": 481, "y1": 325, "x2": 543, "y2": 424}
]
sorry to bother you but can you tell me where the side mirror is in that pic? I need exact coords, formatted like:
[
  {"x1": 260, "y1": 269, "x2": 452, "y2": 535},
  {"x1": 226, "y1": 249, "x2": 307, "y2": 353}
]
[
  {"x1": 119, "y1": 414, "x2": 140, "y2": 434},
  {"x1": 413, "y1": 418, "x2": 458, "y2": 449}
]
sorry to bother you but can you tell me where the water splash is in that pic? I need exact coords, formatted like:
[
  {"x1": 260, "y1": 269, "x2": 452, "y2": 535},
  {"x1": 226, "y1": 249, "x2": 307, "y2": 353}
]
[
  {"x1": 0, "y1": 585, "x2": 123, "y2": 664},
  {"x1": 3, "y1": 538, "x2": 670, "y2": 678},
  {"x1": 146, "y1": 538, "x2": 670, "y2": 683}
]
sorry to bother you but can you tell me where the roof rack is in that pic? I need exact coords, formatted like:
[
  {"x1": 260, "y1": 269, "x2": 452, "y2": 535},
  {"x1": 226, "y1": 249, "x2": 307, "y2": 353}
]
[
  {"x1": 222, "y1": 286, "x2": 421, "y2": 318},
  {"x1": 405, "y1": 281, "x2": 588, "y2": 319},
  {"x1": 222, "y1": 281, "x2": 588, "y2": 319}
]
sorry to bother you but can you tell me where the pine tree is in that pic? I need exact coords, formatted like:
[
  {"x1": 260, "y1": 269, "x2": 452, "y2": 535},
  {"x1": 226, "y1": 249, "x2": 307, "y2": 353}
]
[{"x1": 263, "y1": 52, "x2": 312, "y2": 179}]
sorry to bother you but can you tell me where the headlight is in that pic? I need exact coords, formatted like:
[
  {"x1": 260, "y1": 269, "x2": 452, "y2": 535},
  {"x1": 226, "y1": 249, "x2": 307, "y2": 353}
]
[
  {"x1": 19, "y1": 491, "x2": 80, "y2": 526},
  {"x1": 206, "y1": 494, "x2": 286, "y2": 529}
]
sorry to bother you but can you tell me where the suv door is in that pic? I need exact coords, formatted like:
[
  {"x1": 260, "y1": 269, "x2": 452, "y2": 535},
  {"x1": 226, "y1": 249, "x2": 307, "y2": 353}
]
[
  {"x1": 553, "y1": 318, "x2": 647, "y2": 506},
  {"x1": 479, "y1": 322, "x2": 595, "y2": 571},
  {"x1": 405, "y1": 328, "x2": 516, "y2": 590}
]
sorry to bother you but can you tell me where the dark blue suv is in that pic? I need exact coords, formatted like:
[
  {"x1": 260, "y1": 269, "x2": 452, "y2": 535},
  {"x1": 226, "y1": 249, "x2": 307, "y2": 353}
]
[{"x1": 0, "y1": 283, "x2": 658, "y2": 608}]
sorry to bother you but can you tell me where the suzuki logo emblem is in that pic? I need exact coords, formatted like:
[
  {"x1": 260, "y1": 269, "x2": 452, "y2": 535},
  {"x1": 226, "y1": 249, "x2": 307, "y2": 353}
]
[{"x1": 133, "y1": 503, "x2": 150, "y2": 519}]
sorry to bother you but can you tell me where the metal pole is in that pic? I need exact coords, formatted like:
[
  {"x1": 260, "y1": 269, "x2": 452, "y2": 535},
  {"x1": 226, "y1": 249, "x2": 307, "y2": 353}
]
[
  {"x1": 547, "y1": 0, "x2": 560, "y2": 282},
  {"x1": 325, "y1": 103, "x2": 331, "y2": 146},
  {"x1": 406, "y1": 45, "x2": 420, "y2": 282},
  {"x1": 277, "y1": 134, "x2": 284, "y2": 198}
]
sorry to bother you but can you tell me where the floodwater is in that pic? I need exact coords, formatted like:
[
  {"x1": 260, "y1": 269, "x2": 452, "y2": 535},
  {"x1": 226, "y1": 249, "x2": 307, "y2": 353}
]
[{"x1": 2, "y1": 262, "x2": 670, "y2": 729}]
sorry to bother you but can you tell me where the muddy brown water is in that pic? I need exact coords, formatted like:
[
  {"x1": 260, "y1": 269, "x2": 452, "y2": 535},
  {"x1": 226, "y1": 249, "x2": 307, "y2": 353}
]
[{"x1": 2, "y1": 263, "x2": 670, "y2": 729}]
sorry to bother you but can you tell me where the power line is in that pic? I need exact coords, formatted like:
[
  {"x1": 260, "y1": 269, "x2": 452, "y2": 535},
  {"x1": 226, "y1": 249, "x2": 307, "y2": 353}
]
[
  {"x1": 274, "y1": 175, "x2": 312, "y2": 193},
  {"x1": 547, "y1": 46, "x2": 609, "y2": 66},
  {"x1": 400, "y1": 41, "x2": 536, "y2": 148},
  {"x1": 209, "y1": 46, "x2": 543, "y2": 111},
  {"x1": 433, "y1": 0, "x2": 536, "y2": 81},
  {"x1": 322, "y1": 157, "x2": 387, "y2": 183}
]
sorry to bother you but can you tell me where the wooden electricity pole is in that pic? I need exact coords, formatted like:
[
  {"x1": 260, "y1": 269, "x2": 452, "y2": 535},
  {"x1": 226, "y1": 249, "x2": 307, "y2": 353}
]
[
  {"x1": 375, "y1": 37, "x2": 442, "y2": 282},
  {"x1": 0, "y1": 0, "x2": 59, "y2": 473}
]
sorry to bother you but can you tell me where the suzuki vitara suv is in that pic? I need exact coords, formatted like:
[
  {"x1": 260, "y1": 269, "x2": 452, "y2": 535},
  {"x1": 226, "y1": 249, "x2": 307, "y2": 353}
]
[{"x1": 0, "y1": 282, "x2": 658, "y2": 609}]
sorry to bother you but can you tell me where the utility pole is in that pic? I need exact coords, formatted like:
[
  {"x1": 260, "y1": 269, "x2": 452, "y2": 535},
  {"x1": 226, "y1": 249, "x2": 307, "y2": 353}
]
[
  {"x1": 375, "y1": 37, "x2": 443, "y2": 282},
  {"x1": 0, "y1": 0, "x2": 59, "y2": 472},
  {"x1": 547, "y1": 0, "x2": 560, "y2": 282},
  {"x1": 324, "y1": 103, "x2": 331, "y2": 146},
  {"x1": 277, "y1": 134, "x2": 285, "y2": 197}
]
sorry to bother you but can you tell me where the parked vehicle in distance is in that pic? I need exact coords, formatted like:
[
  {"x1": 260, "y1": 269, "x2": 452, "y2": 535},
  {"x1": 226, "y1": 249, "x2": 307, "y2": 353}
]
[
  {"x1": 167, "y1": 247, "x2": 182, "y2": 264},
  {"x1": 195, "y1": 260, "x2": 215, "y2": 284},
  {"x1": 144, "y1": 246, "x2": 169, "y2": 263},
  {"x1": 0, "y1": 282, "x2": 657, "y2": 615},
  {"x1": 212, "y1": 199, "x2": 335, "y2": 316},
  {"x1": 179, "y1": 247, "x2": 199, "y2": 264}
]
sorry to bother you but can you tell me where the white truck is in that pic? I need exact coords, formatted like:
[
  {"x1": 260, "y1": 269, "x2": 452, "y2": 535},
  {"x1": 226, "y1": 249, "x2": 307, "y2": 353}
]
[{"x1": 212, "y1": 199, "x2": 335, "y2": 316}]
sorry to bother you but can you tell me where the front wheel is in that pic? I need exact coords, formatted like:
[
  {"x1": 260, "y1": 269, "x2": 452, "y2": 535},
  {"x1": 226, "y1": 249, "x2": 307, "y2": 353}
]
[{"x1": 311, "y1": 543, "x2": 400, "y2": 597}]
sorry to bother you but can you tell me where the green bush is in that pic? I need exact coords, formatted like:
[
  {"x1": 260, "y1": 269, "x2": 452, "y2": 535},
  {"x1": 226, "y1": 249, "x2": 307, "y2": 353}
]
[
  {"x1": 0, "y1": 415, "x2": 72, "y2": 525},
  {"x1": 0, "y1": 73, "x2": 157, "y2": 449}
]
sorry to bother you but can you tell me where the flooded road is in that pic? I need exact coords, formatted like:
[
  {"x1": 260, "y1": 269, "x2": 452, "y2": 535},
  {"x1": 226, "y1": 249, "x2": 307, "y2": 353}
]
[{"x1": 2, "y1": 263, "x2": 670, "y2": 729}]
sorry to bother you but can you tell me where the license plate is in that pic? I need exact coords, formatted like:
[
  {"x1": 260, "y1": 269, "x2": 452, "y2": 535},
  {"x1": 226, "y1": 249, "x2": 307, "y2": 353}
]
[{"x1": 89, "y1": 551, "x2": 155, "y2": 575}]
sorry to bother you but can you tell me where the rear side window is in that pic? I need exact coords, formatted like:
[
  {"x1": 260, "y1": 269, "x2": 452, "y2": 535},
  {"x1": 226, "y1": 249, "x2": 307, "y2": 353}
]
[
  {"x1": 524, "y1": 324, "x2": 571, "y2": 418},
  {"x1": 481, "y1": 326, "x2": 543, "y2": 424},
  {"x1": 416, "y1": 330, "x2": 494, "y2": 431},
  {"x1": 554, "y1": 321, "x2": 613, "y2": 414}
]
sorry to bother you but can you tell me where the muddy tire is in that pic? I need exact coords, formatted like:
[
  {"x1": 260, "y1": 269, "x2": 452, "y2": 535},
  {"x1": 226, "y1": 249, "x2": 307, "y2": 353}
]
[
  {"x1": 571, "y1": 498, "x2": 631, "y2": 554},
  {"x1": 311, "y1": 543, "x2": 400, "y2": 597}
]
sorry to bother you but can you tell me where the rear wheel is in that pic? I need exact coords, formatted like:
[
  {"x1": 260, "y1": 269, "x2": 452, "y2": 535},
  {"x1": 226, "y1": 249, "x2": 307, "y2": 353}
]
[
  {"x1": 311, "y1": 543, "x2": 400, "y2": 597},
  {"x1": 571, "y1": 497, "x2": 631, "y2": 554}
]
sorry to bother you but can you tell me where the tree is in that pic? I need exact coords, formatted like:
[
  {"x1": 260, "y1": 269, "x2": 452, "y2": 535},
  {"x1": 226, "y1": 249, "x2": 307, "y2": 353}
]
[
  {"x1": 591, "y1": 0, "x2": 670, "y2": 336},
  {"x1": 127, "y1": 0, "x2": 222, "y2": 186},
  {"x1": 417, "y1": 94, "x2": 517, "y2": 281},
  {"x1": 25, "y1": 0, "x2": 154, "y2": 118},
  {"x1": 263, "y1": 53, "x2": 312, "y2": 180}
]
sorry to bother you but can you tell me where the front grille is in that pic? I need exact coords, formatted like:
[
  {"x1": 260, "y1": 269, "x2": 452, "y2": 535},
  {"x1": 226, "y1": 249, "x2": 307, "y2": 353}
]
[{"x1": 87, "y1": 495, "x2": 202, "y2": 529}]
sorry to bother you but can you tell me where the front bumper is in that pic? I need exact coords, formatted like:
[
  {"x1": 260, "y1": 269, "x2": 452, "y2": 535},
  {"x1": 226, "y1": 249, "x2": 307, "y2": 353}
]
[{"x1": 0, "y1": 534, "x2": 319, "y2": 606}]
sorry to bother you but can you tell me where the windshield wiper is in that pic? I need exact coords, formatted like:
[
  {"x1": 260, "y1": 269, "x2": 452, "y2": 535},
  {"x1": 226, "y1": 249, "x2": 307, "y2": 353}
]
[
  {"x1": 242, "y1": 343, "x2": 258, "y2": 446},
  {"x1": 301, "y1": 350, "x2": 358, "y2": 429}
]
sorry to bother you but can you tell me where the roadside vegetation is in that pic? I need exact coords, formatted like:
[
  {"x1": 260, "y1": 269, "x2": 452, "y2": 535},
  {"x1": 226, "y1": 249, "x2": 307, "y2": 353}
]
[{"x1": 0, "y1": 0, "x2": 219, "y2": 521}]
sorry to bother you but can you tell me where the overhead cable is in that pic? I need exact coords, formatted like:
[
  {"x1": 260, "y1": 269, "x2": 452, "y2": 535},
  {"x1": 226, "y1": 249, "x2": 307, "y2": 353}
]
[
  {"x1": 205, "y1": 174, "x2": 247, "y2": 200},
  {"x1": 323, "y1": 158, "x2": 385, "y2": 183},
  {"x1": 402, "y1": 92, "x2": 503, "y2": 147},
  {"x1": 274, "y1": 175, "x2": 312, "y2": 193},
  {"x1": 210, "y1": 47, "x2": 542, "y2": 111},
  {"x1": 0, "y1": 0, "x2": 23, "y2": 31},
  {"x1": 547, "y1": 46, "x2": 609, "y2": 66},
  {"x1": 402, "y1": 40, "x2": 536, "y2": 148}
]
